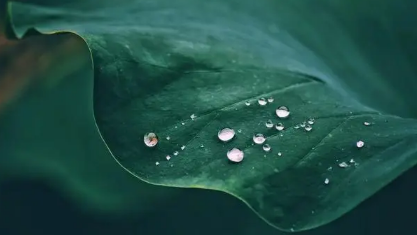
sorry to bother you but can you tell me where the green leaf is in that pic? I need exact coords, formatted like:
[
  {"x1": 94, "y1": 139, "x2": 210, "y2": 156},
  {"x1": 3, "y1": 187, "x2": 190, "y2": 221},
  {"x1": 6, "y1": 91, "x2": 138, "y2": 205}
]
[{"x1": 7, "y1": 0, "x2": 417, "y2": 231}]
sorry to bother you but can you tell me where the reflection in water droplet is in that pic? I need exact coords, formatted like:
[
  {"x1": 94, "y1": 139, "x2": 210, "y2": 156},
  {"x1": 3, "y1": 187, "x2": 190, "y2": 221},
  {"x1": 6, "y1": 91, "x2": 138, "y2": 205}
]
[
  {"x1": 265, "y1": 120, "x2": 274, "y2": 128},
  {"x1": 275, "y1": 123, "x2": 285, "y2": 131},
  {"x1": 277, "y1": 152, "x2": 282, "y2": 156},
  {"x1": 263, "y1": 144, "x2": 271, "y2": 152},
  {"x1": 190, "y1": 114, "x2": 197, "y2": 120},
  {"x1": 227, "y1": 148, "x2": 244, "y2": 162},
  {"x1": 253, "y1": 134, "x2": 266, "y2": 144},
  {"x1": 276, "y1": 106, "x2": 290, "y2": 119},
  {"x1": 267, "y1": 97, "x2": 274, "y2": 103},
  {"x1": 364, "y1": 122, "x2": 371, "y2": 126},
  {"x1": 305, "y1": 125, "x2": 313, "y2": 132},
  {"x1": 218, "y1": 128, "x2": 235, "y2": 142},
  {"x1": 181, "y1": 145, "x2": 186, "y2": 150},
  {"x1": 155, "y1": 162, "x2": 160, "y2": 166},
  {"x1": 144, "y1": 133, "x2": 158, "y2": 147},
  {"x1": 308, "y1": 118, "x2": 315, "y2": 125},
  {"x1": 166, "y1": 155, "x2": 171, "y2": 161},
  {"x1": 173, "y1": 151, "x2": 179, "y2": 156},
  {"x1": 258, "y1": 98, "x2": 267, "y2": 106},
  {"x1": 324, "y1": 178, "x2": 330, "y2": 184},
  {"x1": 339, "y1": 162, "x2": 348, "y2": 168},
  {"x1": 245, "y1": 101, "x2": 251, "y2": 106},
  {"x1": 356, "y1": 140, "x2": 365, "y2": 148}
]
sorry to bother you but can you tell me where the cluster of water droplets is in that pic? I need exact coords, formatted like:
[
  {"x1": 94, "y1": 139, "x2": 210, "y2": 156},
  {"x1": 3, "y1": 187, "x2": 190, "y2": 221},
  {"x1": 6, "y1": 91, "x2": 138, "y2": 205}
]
[{"x1": 144, "y1": 95, "x2": 372, "y2": 185}]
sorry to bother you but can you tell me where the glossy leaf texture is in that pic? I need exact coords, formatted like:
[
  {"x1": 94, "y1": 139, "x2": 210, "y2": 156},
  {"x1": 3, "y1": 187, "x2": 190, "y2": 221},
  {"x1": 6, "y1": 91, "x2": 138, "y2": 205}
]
[{"x1": 7, "y1": 0, "x2": 417, "y2": 231}]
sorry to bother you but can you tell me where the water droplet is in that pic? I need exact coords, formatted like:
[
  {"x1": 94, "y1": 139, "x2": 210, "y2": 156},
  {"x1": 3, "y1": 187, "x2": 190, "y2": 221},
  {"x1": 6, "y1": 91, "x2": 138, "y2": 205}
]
[
  {"x1": 308, "y1": 118, "x2": 315, "y2": 125},
  {"x1": 190, "y1": 114, "x2": 197, "y2": 120},
  {"x1": 300, "y1": 122, "x2": 306, "y2": 128},
  {"x1": 338, "y1": 162, "x2": 349, "y2": 168},
  {"x1": 166, "y1": 155, "x2": 171, "y2": 161},
  {"x1": 273, "y1": 168, "x2": 279, "y2": 173},
  {"x1": 275, "y1": 123, "x2": 285, "y2": 131},
  {"x1": 267, "y1": 97, "x2": 274, "y2": 103},
  {"x1": 265, "y1": 120, "x2": 274, "y2": 128},
  {"x1": 277, "y1": 152, "x2": 282, "y2": 156},
  {"x1": 263, "y1": 144, "x2": 271, "y2": 152},
  {"x1": 181, "y1": 145, "x2": 186, "y2": 150},
  {"x1": 245, "y1": 101, "x2": 251, "y2": 106},
  {"x1": 356, "y1": 140, "x2": 365, "y2": 148},
  {"x1": 181, "y1": 122, "x2": 185, "y2": 125},
  {"x1": 253, "y1": 134, "x2": 266, "y2": 144},
  {"x1": 227, "y1": 148, "x2": 244, "y2": 162},
  {"x1": 173, "y1": 151, "x2": 179, "y2": 156},
  {"x1": 144, "y1": 132, "x2": 158, "y2": 147},
  {"x1": 200, "y1": 144, "x2": 204, "y2": 148},
  {"x1": 294, "y1": 125, "x2": 300, "y2": 129},
  {"x1": 258, "y1": 98, "x2": 267, "y2": 106},
  {"x1": 364, "y1": 122, "x2": 371, "y2": 126},
  {"x1": 218, "y1": 128, "x2": 235, "y2": 142},
  {"x1": 166, "y1": 136, "x2": 170, "y2": 140},
  {"x1": 155, "y1": 161, "x2": 160, "y2": 166},
  {"x1": 327, "y1": 166, "x2": 333, "y2": 171},
  {"x1": 237, "y1": 129, "x2": 242, "y2": 133},
  {"x1": 276, "y1": 106, "x2": 290, "y2": 119},
  {"x1": 324, "y1": 178, "x2": 330, "y2": 184},
  {"x1": 305, "y1": 125, "x2": 313, "y2": 132}
]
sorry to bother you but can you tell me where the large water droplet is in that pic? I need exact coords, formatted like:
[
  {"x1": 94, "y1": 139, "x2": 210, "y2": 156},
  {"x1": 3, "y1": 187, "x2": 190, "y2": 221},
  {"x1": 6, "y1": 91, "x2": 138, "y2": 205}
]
[
  {"x1": 218, "y1": 128, "x2": 235, "y2": 142},
  {"x1": 144, "y1": 132, "x2": 158, "y2": 147},
  {"x1": 253, "y1": 134, "x2": 266, "y2": 144},
  {"x1": 267, "y1": 97, "x2": 274, "y2": 103},
  {"x1": 338, "y1": 162, "x2": 349, "y2": 168},
  {"x1": 324, "y1": 178, "x2": 330, "y2": 184},
  {"x1": 305, "y1": 125, "x2": 313, "y2": 132},
  {"x1": 258, "y1": 98, "x2": 267, "y2": 106},
  {"x1": 276, "y1": 106, "x2": 290, "y2": 119},
  {"x1": 356, "y1": 140, "x2": 365, "y2": 148},
  {"x1": 227, "y1": 148, "x2": 244, "y2": 162},
  {"x1": 275, "y1": 123, "x2": 285, "y2": 131},
  {"x1": 263, "y1": 144, "x2": 271, "y2": 152},
  {"x1": 265, "y1": 120, "x2": 274, "y2": 128}
]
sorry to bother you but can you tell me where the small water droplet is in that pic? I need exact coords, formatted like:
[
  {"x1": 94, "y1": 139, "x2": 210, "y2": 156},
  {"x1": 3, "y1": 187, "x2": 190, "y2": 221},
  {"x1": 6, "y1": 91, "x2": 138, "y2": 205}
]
[
  {"x1": 277, "y1": 152, "x2": 282, "y2": 156},
  {"x1": 308, "y1": 118, "x2": 315, "y2": 125},
  {"x1": 181, "y1": 122, "x2": 185, "y2": 125},
  {"x1": 190, "y1": 114, "x2": 197, "y2": 120},
  {"x1": 273, "y1": 168, "x2": 279, "y2": 173},
  {"x1": 364, "y1": 121, "x2": 371, "y2": 126},
  {"x1": 173, "y1": 151, "x2": 179, "y2": 156},
  {"x1": 263, "y1": 144, "x2": 271, "y2": 152},
  {"x1": 265, "y1": 120, "x2": 274, "y2": 128},
  {"x1": 253, "y1": 134, "x2": 266, "y2": 144},
  {"x1": 276, "y1": 106, "x2": 290, "y2": 119},
  {"x1": 294, "y1": 125, "x2": 300, "y2": 129},
  {"x1": 237, "y1": 129, "x2": 242, "y2": 133},
  {"x1": 144, "y1": 132, "x2": 158, "y2": 147},
  {"x1": 155, "y1": 161, "x2": 160, "y2": 166},
  {"x1": 338, "y1": 162, "x2": 349, "y2": 168},
  {"x1": 349, "y1": 159, "x2": 355, "y2": 163},
  {"x1": 305, "y1": 125, "x2": 313, "y2": 132},
  {"x1": 181, "y1": 145, "x2": 186, "y2": 150},
  {"x1": 327, "y1": 166, "x2": 333, "y2": 171},
  {"x1": 166, "y1": 136, "x2": 170, "y2": 140},
  {"x1": 166, "y1": 155, "x2": 171, "y2": 161},
  {"x1": 200, "y1": 144, "x2": 204, "y2": 148},
  {"x1": 258, "y1": 98, "x2": 267, "y2": 106},
  {"x1": 245, "y1": 101, "x2": 251, "y2": 106},
  {"x1": 300, "y1": 122, "x2": 306, "y2": 128},
  {"x1": 267, "y1": 97, "x2": 274, "y2": 103},
  {"x1": 324, "y1": 178, "x2": 330, "y2": 184},
  {"x1": 290, "y1": 228, "x2": 295, "y2": 232},
  {"x1": 218, "y1": 128, "x2": 236, "y2": 142},
  {"x1": 356, "y1": 140, "x2": 365, "y2": 148},
  {"x1": 275, "y1": 123, "x2": 285, "y2": 131},
  {"x1": 227, "y1": 148, "x2": 244, "y2": 162},
  {"x1": 175, "y1": 126, "x2": 178, "y2": 129}
]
